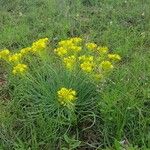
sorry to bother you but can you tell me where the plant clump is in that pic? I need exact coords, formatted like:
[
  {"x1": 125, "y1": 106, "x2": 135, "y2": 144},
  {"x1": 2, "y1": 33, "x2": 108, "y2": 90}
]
[{"x1": 0, "y1": 37, "x2": 121, "y2": 149}]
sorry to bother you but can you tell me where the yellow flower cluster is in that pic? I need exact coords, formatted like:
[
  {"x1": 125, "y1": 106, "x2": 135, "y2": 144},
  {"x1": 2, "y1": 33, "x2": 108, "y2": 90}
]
[
  {"x1": 1, "y1": 37, "x2": 121, "y2": 80},
  {"x1": 9, "y1": 53, "x2": 22, "y2": 63},
  {"x1": 70, "y1": 37, "x2": 82, "y2": 44},
  {"x1": 12, "y1": 63, "x2": 28, "y2": 75},
  {"x1": 20, "y1": 47, "x2": 32, "y2": 56},
  {"x1": 108, "y1": 54, "x2": 121, "y2": 61},
  {"x1": 32, "y1": 38, "x2": 48, "y2": 53},
  {"x1": 57, "y1": 87, "x2": 77, "y2": 108},
  {"x1": 58, "y1": 37, "x2": 82, "y2": 46},
  {"x1": 0, "y1": 38, "x2": 49, "y2": 75},
  {"x1": 55, "y1": 37, "x2": 82, "y2": 57},
  {"x1": 80, "y1": 61, "x2": 94, "y2": 72},
  {"x1": 86, "y1": 42, "x2": 97, "y2": 50},
  {"x1": 19, "y1": 38, "x2": 48, "y2": 55},
  {"x1": 97, "y1": 46, "x2": 108, "y2": 54},
  {"x1": 0, "y1": 49, "x2": 10, "y2": 60},
  {"x1": 1, "y1": 37, "x2": 122, "y2": 110},
  {"x1": 100, "y1": 61, "x2": 114, "y2": 71},
  {"x1": 63, "y1": 55, "x2": 76, "y2": 70},
  {"x1": 54, "y1": 47, "x2": 67, "y2": 57},
  {"x1": 79, "y1": 55, "x2": 94, "y2": 72},
  {"x1": 54, "y1": 38, "x2": 121, "y2": 81}
]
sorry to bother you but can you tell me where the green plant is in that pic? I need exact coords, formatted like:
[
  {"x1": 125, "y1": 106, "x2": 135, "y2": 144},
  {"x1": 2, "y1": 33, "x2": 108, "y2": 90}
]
[
  {"x1": 0, "y1": 0, "x2": 150, "y2": 149},
  {"x1": 0, "y1": 37, "x2": 120, "y2": 149}
]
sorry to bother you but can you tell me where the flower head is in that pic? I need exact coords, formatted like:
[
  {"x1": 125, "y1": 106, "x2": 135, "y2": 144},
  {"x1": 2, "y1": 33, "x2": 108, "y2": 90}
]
[
  {"x1": 108, "y1": 54, "x2": 121, "y2": 61},
  {"x1": 54, "y1": 47, "x2": 68, "y2": 57},
  {"x1": 97, "y1": 46, "x2": 108, "y2": 54},
  {"x1": 86, "y1": 42, "x2": 97, "y2": 50},
  {"x1": 70, "y1": 37, "x2": 82, "y2": 44},
  {"x1": 57, "y1": 87, "x2": 77, "y2": 108},
  {"x1": 9, "y1": 53, "x2": 22, "y2": 63},
  {"x1": 32, "y1": 38, "x2": 48, "y2": 52},
  {"x1": 0, "y1": 49, "x2": 10, "y2": 60},
  {"x1": 79, "y1": 55, "x2": 94, "y2": 72},
  {"x1": 80, "y1": 61, "x2": 94, "y2": 73},
  {"x1": 58, "y1": 39, "x2": 81, "y2": 55},
  {"x1": 63, "y1": 55, "x2": 76, "y2": 70},
  {"x1": 70, "y1": 45, "x2": 82, "y2": 52},
  {"x1": 12, "y1": 63, "x2": 28, "y2": 75},
  {"x1": 58, "y1": 39, "x2": 74, "y2": 48},
  {"x1": 20, "y1": 47, "x2": 32, "y2": 56},
  {"x1": 100, "y1": 61, "x2": 114, "y2": 71}
]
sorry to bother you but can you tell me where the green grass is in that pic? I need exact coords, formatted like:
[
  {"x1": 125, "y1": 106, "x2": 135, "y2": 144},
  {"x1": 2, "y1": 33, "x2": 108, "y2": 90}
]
[{"x1": 0, "y1": 0, "x2": 150, "y2": 149}]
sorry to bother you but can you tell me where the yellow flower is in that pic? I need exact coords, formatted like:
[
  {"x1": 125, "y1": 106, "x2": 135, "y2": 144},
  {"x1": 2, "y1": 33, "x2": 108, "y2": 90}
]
[
  {"x1": 70, "y1": 37, "x2": 82, "y2": 44},
  {"x1": 86, "y1": 42, "x2": 97, "y2": 50},
  {"x1": 9, "y1": 53, "x2": 22, "y2": 63},
  {"x1": 100, "y1": 61, "x2": 114, "y2": 71},
  {"x1": 57, "y1": 38, "x2": 82, "y2": 55},
  {"x1": 32, "y1": 38, "x2": 48, "y2": 52},
  {"x1": 70, "y1": 45, "x2": 82, "y2": 52},
  {"x1": 108, "y1": 54, "x2": 121, "y2": 61},
  {"x1": 12, "y1": 63, "x2": 28, "y2": 75},
  {"x1": 63, "y1": 55, "x2": 76, "y2": 70},
  {"x1": 58, "y1": 39, "x2": 73, "y2": 48},
  {"x1": 0, "y1": 49, "x2": 10, "y2": 60},
  {"x1": 79, "y1": 55, "x2": 94, "y2": 72},
  {"x1": 20, "y1": 47, "x2": 32, "y2": 55},
  {"x1": 80, "y1": 61, "x2": 94, "y2": 72},
  {"x1": 54, "y1": 47, "x2": 67, "y2": 57},
  {"x1": 58, "y1": 40, "x2": 66, "y2": 46},
  {"x1": 79, "y1": 55, "x2": 93, "y2": 62},
  {"x1": 97, "y1": 46, "x2": 108, "y2": 54},
  {"x1": 65, "y1": 40, "x2": 74, "y2": 46},
  {"x1": 57, "y1": 87, "x2": 77, "y2": 108}
]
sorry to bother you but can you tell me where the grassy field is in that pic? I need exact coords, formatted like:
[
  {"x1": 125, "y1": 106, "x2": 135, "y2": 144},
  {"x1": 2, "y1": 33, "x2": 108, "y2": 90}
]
[{"x1": 0, "y1": 0, "x2": 150, "y2": 149}]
